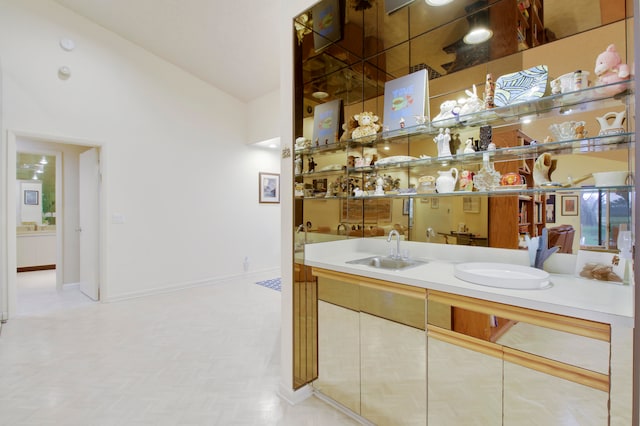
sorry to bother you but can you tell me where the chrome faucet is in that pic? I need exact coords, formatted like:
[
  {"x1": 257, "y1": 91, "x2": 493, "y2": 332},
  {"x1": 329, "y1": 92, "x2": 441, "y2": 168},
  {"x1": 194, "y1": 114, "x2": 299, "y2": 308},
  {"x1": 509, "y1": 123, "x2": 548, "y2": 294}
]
[
  {"x1": 296, "y1": 224, "x2": 308, "y2": 244},
  {"x1": 387, "y1": 229, "x2": 401, "y2": 259},
  {"x1": 337, "y1": 223, "x2": 347, "y2": 235}
]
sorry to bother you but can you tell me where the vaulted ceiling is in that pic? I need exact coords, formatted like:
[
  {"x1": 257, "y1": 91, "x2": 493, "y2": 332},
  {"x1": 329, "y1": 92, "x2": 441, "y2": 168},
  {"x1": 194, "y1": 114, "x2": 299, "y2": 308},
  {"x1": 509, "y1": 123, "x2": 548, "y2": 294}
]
[{"x1": 54, "y1": 0, "x2": 282, "y2": 103}]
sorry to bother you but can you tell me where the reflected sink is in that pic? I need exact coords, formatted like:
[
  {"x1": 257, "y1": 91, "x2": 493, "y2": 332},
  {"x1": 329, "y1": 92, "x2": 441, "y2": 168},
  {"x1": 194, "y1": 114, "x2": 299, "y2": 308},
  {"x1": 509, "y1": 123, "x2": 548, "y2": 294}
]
[
  {"x1": 454, "y1": 262, "x2": 551, "y2": 290},
  {"x1": 346, "y1": 256, "x2": 427, "y2": 271}
]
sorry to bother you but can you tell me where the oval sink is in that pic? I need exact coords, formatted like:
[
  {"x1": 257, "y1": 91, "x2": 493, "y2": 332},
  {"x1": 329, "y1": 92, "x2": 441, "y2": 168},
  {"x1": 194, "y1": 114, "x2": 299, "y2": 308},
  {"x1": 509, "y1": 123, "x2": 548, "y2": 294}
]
[
  {"x1": 347, "y1": 255, "x2": 427, "y2": 271},
  {"x1": 454, "y1": 262, "x2": 551, "y2": 290}
]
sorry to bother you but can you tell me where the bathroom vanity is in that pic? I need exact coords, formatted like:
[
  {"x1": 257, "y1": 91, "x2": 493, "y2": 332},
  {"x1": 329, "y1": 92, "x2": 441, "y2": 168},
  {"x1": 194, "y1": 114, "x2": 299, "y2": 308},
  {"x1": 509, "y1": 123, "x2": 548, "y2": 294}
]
[
  {"x1": 304, "y1": 238, "x2": 632, "y2": 425},
  {"x1": 16, "y1": 226, "x2": 56, "y2": 270}
]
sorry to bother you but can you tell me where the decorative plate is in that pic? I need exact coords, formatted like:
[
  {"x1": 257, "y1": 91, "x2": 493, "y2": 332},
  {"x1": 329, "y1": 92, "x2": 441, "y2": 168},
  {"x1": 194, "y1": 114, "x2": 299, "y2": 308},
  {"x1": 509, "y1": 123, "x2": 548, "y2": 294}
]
[
  {"x1": 374, "y1": 155, "x2": 419, "y2": 165},
  {"x1": 494, "y1": 65, "x2": 549, "y2": 107}
]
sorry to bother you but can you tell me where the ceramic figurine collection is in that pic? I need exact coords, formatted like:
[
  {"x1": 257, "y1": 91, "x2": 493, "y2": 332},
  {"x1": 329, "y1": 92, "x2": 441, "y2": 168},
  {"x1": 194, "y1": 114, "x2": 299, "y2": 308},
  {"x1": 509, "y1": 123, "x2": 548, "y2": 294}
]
[{"x1": 295, "y1": 43, "x2": 632, "y2": 196}]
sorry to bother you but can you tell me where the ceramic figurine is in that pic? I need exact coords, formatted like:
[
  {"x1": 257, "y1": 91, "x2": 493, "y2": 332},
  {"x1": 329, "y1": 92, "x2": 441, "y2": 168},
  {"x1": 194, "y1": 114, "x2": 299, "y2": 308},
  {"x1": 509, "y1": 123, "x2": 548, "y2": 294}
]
[
  {"x1": 434, "y1": 128, "x2": 452, "y2": 157},
  {"x1": 459, "y1": 170, "x2": 474, "y2": 191},
  {"x1": 463, "y1": 138, "x2": 476, "y2": 154},
  {"x1": 533, "y1": 153, "x2": 557, "y2": 186},
  {"x1": 374, "y1": 176, "x2": 385, "y2": 195},
  {"x1": 308, "y1": 157, "x2": 317, "y2": 173},
  {"x1": 432, "y1": 99, "x2": 458, "y2": 127},
  {"x1": 295, "y1": 155, "x2": 302, "y2": 174},
  {"x1": 596, "y1": 111, "x2": 626, "y2": 142},
  {"x1": 459, "y1": 85, "x2": 484, "y2": 116},
  {"x1": 484, "y1": 73, "x2": 495, "y2": 109}
]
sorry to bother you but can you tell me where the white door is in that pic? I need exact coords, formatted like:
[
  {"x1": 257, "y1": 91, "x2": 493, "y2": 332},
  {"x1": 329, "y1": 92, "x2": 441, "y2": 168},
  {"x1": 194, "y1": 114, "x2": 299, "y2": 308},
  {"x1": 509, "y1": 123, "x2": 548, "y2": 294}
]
[{"x1": 79, "y1": 148, "x2": 100, "y2": 300}]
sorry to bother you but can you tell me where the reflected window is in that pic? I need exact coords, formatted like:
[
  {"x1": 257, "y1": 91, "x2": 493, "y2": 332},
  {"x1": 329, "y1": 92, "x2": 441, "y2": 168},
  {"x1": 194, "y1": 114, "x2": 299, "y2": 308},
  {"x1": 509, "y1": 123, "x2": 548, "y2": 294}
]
[{"x1": 580, "y1": 190, "x2": 631, "y2": 249}]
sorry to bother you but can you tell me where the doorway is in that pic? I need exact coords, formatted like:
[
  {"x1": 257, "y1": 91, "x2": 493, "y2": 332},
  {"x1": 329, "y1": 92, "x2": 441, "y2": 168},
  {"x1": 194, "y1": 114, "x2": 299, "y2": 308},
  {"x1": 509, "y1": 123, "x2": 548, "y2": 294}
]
[{"x1": 3, "y1": 131, "x2": 103, "y2": 319}]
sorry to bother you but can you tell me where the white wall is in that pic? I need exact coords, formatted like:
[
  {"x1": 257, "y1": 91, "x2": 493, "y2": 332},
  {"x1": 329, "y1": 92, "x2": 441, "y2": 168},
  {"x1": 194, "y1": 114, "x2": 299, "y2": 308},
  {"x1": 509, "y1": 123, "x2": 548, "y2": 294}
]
[
  {"x1": 247, "y1": 89, "x2": 281, "y2": 144},
  {"x1": 0, "y1": 0, "x2": 280, "y2": 305}
]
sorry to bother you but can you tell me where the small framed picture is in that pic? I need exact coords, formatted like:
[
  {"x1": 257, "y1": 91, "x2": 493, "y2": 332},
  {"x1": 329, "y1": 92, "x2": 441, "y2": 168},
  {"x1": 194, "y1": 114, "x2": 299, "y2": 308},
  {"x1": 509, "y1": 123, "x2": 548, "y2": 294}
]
[
  {"x1": 462, "y1": 196, "x2": 480, "y2": 213},
  {"x1": 24, "y1": 190, "x2": 39, "y2": 206},
  {"x1": 561, "y1": 195, "x2": 579, "y2": 216},
  {"x1": 546, "y1": 194, "x2": 556, "y2": 223},
  {"x1": 259, "y1": 172, "x2": 280, "y2": 204}
]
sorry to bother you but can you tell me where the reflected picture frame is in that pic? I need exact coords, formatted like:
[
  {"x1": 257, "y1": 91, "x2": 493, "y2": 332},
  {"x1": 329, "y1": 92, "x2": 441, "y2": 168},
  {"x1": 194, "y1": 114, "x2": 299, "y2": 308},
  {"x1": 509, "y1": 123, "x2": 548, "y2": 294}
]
[
  {"x1": 259, "y1": 172, "x2": 280, "y2": 204},
  {"x1": 546, "y1": 194, "x2": 556, "y2": 223},
  {"x1": 24, "y1": 190, "x2": 39, "y2": 206},
  {"x1": 561, "y1": 195, "x2": 579, "y2": 216}
]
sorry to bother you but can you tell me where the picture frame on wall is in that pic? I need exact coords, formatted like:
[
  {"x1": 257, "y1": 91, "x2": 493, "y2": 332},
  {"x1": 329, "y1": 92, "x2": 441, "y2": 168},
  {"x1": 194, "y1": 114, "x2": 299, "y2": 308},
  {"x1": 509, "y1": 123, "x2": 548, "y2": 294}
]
[
  {"x1": 561, "y1": 195, "x2": 579, "y2": 216},
  {"x1": 546, "y1": 194, "x2": 556, "y2": 223},
  {"x1": 383, "y1": 68, "x2": 428, "y2": 131},
  {"x1": 24, "y1": 190, "x2": 39, "y2": 206},
  {"x1": 462, "y1": 196, "x2": 480, "y2": 213},
  {"x1": 312, "y1": 99, "x2": 342, "y2": 147},
  {"x1": 259, "y1": 172, "x2": 280, "y2": 204},
  {"x1": 312, "y1": 0, "x2": 342, "y2": 51}
]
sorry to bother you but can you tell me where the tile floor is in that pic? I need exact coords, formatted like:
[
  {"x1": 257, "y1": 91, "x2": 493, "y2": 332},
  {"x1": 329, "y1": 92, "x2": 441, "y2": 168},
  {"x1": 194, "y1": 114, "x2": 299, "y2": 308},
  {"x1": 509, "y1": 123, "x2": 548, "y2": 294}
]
[{"x1": 0, "y1": 271, "x2": 358, "y2": 425}]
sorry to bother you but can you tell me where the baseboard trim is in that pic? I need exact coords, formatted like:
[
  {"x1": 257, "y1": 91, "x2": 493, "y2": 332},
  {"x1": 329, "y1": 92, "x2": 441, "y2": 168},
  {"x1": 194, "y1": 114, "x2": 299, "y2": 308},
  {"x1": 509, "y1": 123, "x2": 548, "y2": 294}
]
[
  {"x1": 313, "y1": 390, "x2": 374, "y2": 425},
  {"x1": 277, "y1": 383, "x2": 314, "y2": 405},
  {"x1": 17, "y1": 265, "x2": 56, "y2": 272},
  {"x1": 103, "y1": 268, "x2": 280, "y2": 303}
]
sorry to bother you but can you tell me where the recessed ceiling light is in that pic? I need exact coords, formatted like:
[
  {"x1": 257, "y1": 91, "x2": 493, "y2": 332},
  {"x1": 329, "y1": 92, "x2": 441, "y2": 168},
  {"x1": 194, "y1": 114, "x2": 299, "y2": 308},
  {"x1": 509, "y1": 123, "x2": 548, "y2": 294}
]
[
  {"x1": 312, "y1": 91, "x2": 329, "y2": 99},
  {"x1": 425, "y1": 0, "x2": 454, "y2": 5},
  {"x1": 463, "y1": 27, "x2": 493, "y2": 44}
]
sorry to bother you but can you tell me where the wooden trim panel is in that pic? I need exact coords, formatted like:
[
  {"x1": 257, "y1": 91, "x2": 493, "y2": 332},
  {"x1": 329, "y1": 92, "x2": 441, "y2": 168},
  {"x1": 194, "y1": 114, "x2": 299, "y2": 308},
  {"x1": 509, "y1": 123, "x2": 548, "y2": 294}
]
[
  {"x1": 429, "y1": 290, "x2": 610, "y2": 342},
  {"x1": 427, "y1": 325, "x2": 503, "y2": 359},
  {"x1": 428, "y1": 325, "x2": 610, "y2": 392},
  {"x1": 312, "y1": 267, "x2": 426, "y2": 300},
  {"x1": 503, "y1": 346, "x2": 609, "y2": 393},
  {"x1": 18, "y1": 264, "x2": 55, "y2": 272}
]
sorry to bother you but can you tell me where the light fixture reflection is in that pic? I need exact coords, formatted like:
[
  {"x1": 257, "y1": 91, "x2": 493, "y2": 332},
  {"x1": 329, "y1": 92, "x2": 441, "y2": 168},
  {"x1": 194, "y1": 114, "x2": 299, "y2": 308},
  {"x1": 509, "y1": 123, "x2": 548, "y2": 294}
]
[
  {"x1": 464, "y1": 1, "x2": 493, "y2": 45},
  {"x1": 425, "y1": 0, "x2": 453, "y2": 5},
  {"x1": 39, "y1": 156, "x2": 48, "y2": 164},
  {"x1": 464, "y1": 27, "x2": 493, "y2": 44},
  {"x1": 32, "y1": 173, "x2": 38, "y2": 180}
]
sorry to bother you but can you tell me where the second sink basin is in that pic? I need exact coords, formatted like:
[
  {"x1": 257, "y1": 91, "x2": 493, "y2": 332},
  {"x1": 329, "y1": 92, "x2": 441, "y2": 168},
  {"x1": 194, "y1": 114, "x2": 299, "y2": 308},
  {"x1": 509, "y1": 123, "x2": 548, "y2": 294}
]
[
  {"x1": 454, "y1": 262, "x2": 551, "y2": 290},
  {"x1": 347, "y1": 255, "x2": 427, "y2": 271}
]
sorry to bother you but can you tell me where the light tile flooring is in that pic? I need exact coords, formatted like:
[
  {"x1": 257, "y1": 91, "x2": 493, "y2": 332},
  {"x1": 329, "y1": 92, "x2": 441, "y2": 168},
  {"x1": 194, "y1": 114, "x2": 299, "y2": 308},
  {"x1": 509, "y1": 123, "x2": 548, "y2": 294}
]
[{"x1": 0, "y1": 271, "x2": 358, "y2": 425}]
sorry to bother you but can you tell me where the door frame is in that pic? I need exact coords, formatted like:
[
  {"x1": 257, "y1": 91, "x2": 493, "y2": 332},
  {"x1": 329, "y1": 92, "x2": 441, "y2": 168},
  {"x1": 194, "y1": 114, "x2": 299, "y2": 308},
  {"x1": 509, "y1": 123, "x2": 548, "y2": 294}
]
[{"x1": 2, "y1": 129, "x2": 107, "y2": 319}]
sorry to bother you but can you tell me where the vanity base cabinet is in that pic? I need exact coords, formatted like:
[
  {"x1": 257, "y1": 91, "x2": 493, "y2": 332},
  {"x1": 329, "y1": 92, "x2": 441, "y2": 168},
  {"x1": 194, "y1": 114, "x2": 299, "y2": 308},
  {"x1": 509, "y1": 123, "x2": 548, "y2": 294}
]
[
  {"x1": 315, "y1": 300, "x2": 360, "y2": 413},
  {"x1": 313, "y1": 269, "x2": 427, "y2": 424},
  {"x1": 503, "y1": 361, "x2": 608, "y2": 425},
  {"x1": 361, "y1": 313, "x2": 426, "y2": 425},
  {"x1": 427, "y1": 333, "x2": 503, "y2": 425}
]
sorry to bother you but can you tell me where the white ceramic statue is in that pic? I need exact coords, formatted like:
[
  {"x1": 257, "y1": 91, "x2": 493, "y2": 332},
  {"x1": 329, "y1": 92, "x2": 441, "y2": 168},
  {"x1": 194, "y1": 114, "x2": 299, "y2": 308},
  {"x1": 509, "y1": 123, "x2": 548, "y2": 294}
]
[
  {"x1": 434, "y1": 128, "x2": 452, "y2": 157},
  {"x1": 463, "y1": 138, "x2": 475, "y2": 154}
]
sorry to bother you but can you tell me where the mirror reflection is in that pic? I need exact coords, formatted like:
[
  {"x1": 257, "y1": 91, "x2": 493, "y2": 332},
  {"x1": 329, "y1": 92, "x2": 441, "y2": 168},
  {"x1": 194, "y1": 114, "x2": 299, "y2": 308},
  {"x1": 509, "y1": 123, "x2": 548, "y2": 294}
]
[{"x1": 294, "y1": 0, "x2": 632, "y2": 252}]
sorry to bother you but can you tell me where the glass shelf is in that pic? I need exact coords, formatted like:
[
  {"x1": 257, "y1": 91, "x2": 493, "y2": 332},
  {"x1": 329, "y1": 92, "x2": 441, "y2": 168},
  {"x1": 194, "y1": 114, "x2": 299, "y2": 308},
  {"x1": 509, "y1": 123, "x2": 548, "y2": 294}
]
[
  {"x1": 334, "y1": 79, "x2": 635, "y2": 147},
  {"x1": 299, "y1": 185, "x2": 634, "y2": 201},
  {"x1": 344, "y1": 132, "x2": 634, "y2": 174}
]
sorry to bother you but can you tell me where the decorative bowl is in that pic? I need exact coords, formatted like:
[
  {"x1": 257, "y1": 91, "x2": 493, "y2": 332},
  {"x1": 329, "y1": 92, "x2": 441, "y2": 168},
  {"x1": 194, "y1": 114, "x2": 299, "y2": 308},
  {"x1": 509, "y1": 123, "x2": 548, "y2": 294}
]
[{"x1": 593, "y1": 171, "x2": 629, "y2": 187}]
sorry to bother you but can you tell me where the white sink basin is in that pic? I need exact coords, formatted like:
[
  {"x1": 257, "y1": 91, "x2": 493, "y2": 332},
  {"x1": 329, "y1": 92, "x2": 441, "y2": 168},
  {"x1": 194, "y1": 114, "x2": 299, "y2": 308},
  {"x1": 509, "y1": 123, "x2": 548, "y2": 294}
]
[{"x1": 454, "y1": 262, "x2": 551, "y2": 290}]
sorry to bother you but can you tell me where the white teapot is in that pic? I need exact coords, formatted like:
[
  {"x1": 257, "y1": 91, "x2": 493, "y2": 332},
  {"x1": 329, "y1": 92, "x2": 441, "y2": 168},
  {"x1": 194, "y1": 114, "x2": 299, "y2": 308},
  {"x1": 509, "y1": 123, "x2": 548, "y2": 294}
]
[{"x1": 436, "y1": 168, "x2": 458, "y2": 193}]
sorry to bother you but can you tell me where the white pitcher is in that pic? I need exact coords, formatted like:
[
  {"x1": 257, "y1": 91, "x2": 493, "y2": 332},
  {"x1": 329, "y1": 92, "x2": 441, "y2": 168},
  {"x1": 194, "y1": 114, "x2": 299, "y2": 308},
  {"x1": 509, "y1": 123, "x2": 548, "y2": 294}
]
[{"x1": 436, "y1": 168, "x2": 458, "y2": 193}]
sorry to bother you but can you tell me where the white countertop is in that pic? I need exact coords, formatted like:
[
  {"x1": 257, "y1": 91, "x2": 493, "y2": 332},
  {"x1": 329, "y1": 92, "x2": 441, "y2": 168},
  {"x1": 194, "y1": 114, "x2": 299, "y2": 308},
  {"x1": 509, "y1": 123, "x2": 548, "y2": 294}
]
[{"x1": 304, "y1": 239, "x2": 634, "y2": 327}]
